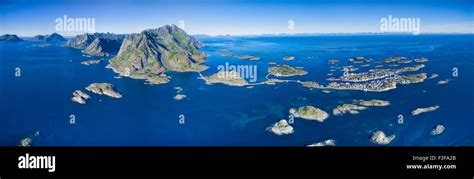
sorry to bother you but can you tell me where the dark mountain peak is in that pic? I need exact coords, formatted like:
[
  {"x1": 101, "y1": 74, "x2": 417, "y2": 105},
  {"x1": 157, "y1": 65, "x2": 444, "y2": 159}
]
[
  {"x1": 31, "y1": 33, "x2": 66, "y2": 42},
  {"x1": 0, "y1": 34, "x2": 23, "y2": 41},
  {"x1": 65, "y1": 32, "x2": 126, "y2": 56}
]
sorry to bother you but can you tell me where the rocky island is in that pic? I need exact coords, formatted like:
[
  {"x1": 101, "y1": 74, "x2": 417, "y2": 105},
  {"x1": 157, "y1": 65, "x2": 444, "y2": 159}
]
[
  {"x1": 437, "y1": 79, "x2": 452, "y2": 85},
  {"x1": 282, "y1": 56, "x2": 295, "y2": 61},
  {"x1": 307, "y1": 139, "x2": 336, "y2": 147},
  {"x1": 235, "y1": 54, "x2": 260, "y2": 61},
  {"x1": 86, "y1": 83, "x2": 122, "y2": 98},
  {"x1": 371, "y1": 130, "x2": 395, "y2": 145},
  {"x1": 108, "y1": 25, "x2": 207, "y2": 84},
  {"x1": 71, "y1": 90, "x2": 91, "y2": 104},
  {"x1": 411, "y1": 105, "x2": 439, "y2": 116},
  {"x1": 202, "y1": 71, "x2": 248, "y2": 86},
  {"x1": 268, "y1": 65, "x2": 307, "y2": 77},
  {"x1": 414, "y1": 58, "x2": 429, "y2": 63},
  {"x1": 267, "y1": 119, "x2": 294, "y2": 136},
  {"x1": 333, "y1": 104, "x2": 367, "y2": 116},
  {"x1": 429, "y1": 74, "x2": 439, "y2": 79},
  {"x1": 19, "y1": 137, "x2": 32, "y2": 147},
  {"x1": 289, "y1": 106, "x2": 329, "y2": 122},
  {"x1": 174, "y1": 94, "x2": 187, "y2": 100},
  {"x1": 353, "y1": 99, "x2": 390, "y2": 107},
  {"x1": 431, "y1": 125, "x2": 445, "y2": 135},
  {"x1": 80, "y1": 60, "x2": 101, "y2": 65}
]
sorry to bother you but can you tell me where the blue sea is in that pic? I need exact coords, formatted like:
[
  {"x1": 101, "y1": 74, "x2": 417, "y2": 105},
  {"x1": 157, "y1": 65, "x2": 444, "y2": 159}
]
[{"x1": 1, "y1": 35, "x2": 473, "y2": 146}]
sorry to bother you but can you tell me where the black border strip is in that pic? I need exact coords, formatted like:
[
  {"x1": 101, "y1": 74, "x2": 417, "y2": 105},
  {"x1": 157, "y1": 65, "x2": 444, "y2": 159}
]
[{"x1": 0, "y1": 147, "x2": 472, "y2": 177}]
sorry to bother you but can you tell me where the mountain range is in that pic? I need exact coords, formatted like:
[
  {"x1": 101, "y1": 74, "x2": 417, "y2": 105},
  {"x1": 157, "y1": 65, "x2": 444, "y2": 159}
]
[{"x1": 31, "y1": 33, "x2": 67, "y2": 42}]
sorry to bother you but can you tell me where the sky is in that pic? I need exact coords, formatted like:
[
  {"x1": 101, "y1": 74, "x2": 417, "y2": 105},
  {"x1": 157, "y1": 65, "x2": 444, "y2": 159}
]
[{"x1": 0, "y1": 0, "x2": 472, "y2": 36}]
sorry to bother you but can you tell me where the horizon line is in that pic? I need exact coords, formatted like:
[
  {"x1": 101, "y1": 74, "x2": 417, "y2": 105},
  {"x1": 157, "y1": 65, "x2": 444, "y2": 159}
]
[{"x1": 10, "y1": 31, "x2": 474, "y2": 38}]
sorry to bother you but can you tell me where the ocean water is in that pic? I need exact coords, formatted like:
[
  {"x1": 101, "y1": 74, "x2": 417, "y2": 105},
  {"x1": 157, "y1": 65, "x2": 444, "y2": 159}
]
[{"x1": 0, "y1": 35, "x2": 473, "y2": 146}]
